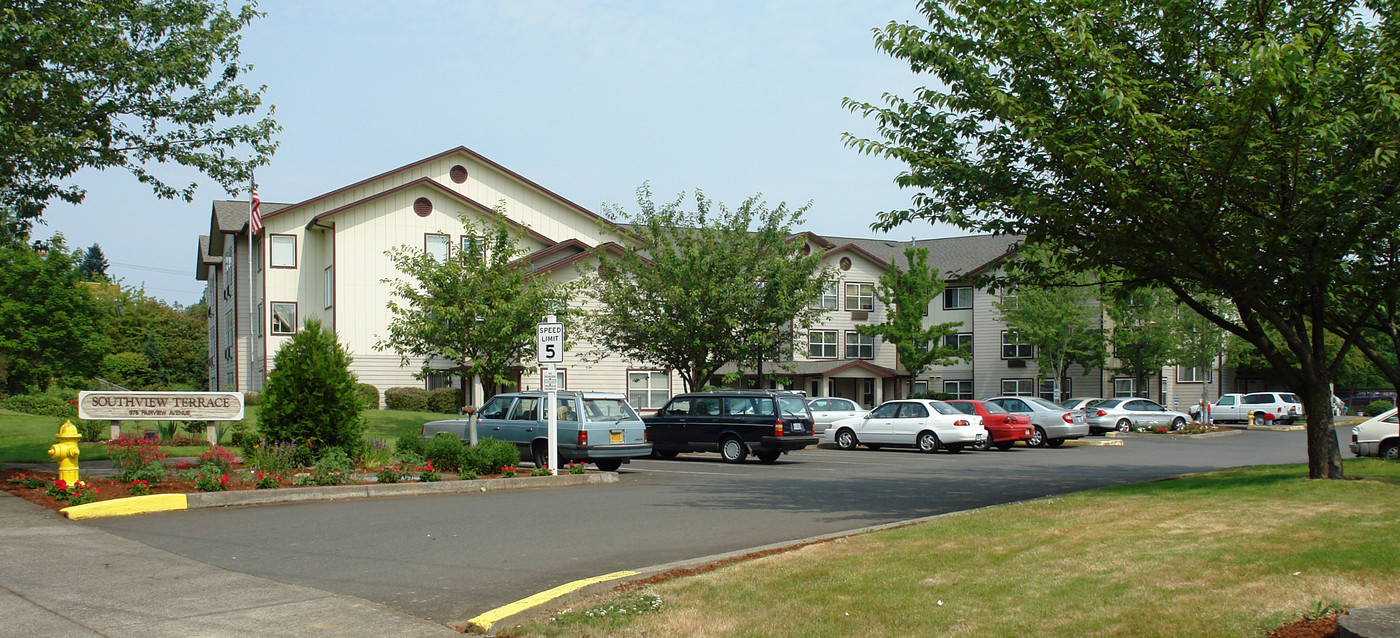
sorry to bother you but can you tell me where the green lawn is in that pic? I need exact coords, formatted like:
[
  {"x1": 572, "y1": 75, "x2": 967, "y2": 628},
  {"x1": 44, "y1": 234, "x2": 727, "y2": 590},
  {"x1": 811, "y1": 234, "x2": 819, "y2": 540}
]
[
  {"x1": 506, "y1": 460, "x2": 1400, "y2": 638},
  {"x1": 0, "y1": 406, "x2": 446, "y2": 463}
]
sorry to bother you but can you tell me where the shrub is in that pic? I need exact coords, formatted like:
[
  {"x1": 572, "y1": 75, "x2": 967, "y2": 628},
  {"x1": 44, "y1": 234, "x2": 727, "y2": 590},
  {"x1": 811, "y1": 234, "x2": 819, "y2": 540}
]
[
  {"x1": 384, "y1": 387, "x2": 430, "y2": 411},
  {"x1": 376, "y1": 465, "x2": 402, "y2": 483},
  {"x1": 1366, "y1": 400, "x2": 1394, "y2": 417},
  {"x1": 195, "y1": 469, "x2": 228, "y2": 492},
  {"x1": 418, "y1": 461, "x2": 441, "y2": 482},
  {"x1": 311, "y1": 447, "x2": 353, "y2": 485},
  {"x1": 254, "y1": 472, "x2": 281, "y2": 489},
  {"x1": 106, "y1": 434, "x2": 167, "y2": 482},
  {"x1": 361, "y1": 438, "x2": 392, "y2": 469},
  {"x1": 259, "y1": 320, "x2": 363, "y2": 451},
  {"x1": 226, "y1": 419, "x2": 254, "y2": 448},
  {"x1": 426, "y1": 386, "x2": 462, "y2": 414},
  {"x1": 197, "y1": 446, "x2": 237, "y2": 474},
  {"x1": 128, "y1": 461, "x2": 169, "y2": 485},
  {"x1": 242, "y1": 392, "x2": 261, "y2": 406},
  {"x1": 3, "y1": 393, "x2": 75, "y2": 418},
  {"x1": 242, "y1": 437, "x2": 297, "y2": 473},
  {"x1": 395, "y1": 434, "x2": 426, "y2": 459},
  {"x1": 425, "y1": 433, "x2": 464, "y2": 472},
  {"x1": 356, "y1": 383, "x2": 381, "y2": 410},
  {"x1": 129, "y1": 480, "x2": 151, "y2": 496},
  {"x1": 74, "y1": 419, "x2": 106, "y2": 442},
  {"x1": 468, "y1": 437, "x2": 520, "y2": 475},
  {"x1": 99, "y1": 352, "x2": 153, "y2": 388}
]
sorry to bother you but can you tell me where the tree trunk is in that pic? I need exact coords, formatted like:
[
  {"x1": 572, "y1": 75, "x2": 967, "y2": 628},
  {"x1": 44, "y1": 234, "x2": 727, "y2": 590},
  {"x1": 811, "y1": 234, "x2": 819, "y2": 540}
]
[{"x1": 1302, "y1": 383, "x2": 1345, "y2": 479}]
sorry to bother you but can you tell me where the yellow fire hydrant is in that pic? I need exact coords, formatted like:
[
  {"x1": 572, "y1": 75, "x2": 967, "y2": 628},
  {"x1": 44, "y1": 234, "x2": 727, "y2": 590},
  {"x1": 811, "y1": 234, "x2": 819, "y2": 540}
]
[{"x1": 47, "y1": 420, "x2": 81, "y2": 484}]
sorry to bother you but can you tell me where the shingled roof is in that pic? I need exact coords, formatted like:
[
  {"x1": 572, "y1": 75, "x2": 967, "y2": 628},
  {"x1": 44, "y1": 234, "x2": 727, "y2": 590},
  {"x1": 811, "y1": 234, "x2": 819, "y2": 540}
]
[{"x1": 818, "y1": 233, "x2": 1021, "y2": 280}]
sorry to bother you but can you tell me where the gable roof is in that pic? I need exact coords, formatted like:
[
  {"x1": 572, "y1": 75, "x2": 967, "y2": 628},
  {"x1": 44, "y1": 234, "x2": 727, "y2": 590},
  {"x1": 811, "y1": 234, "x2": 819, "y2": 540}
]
[
  {"x1": 206, "y1": 200, "x2": 294, "y2": 255},
  {"x1": 818, "y1": 233, "x2": 1022, "y2": 280},
  {"x1": 301, "y1": 177, "x2": 555, "y2": 246}
]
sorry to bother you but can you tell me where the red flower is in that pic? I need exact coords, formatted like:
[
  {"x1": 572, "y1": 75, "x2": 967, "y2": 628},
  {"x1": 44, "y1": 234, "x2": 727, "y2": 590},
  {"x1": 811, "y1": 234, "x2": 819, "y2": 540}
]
[
  {"x1": 53, "y1": 479, "x2": 67, "y2": 490},
  {"x1": 219, "y1": 475, "x2": 228, "y2": 485}
]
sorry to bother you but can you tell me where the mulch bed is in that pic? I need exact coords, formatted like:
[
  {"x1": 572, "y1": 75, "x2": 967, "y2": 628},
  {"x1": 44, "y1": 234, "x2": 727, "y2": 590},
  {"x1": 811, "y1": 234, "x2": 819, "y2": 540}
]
[{"x1": 1268, "y1": 613, "x2": 1338, "y2": 638}]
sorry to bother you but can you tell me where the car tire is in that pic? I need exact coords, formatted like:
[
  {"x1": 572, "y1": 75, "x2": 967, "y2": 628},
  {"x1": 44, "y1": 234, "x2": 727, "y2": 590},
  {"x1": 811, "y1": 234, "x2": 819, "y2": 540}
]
[
  {"x1": 971, "y1": 435, "x2": 992, "y2": 452},
  {"x1": 835, "y1": 428, "x2": 858, "y2": 450},
  {"x1": 944, "y1": 444, "x2": 964, "y2": 454},
  {"x1": 1028, "y1": 426, "x2": 1048, "y2": 447},
  {"x1": 1381, "y1": 441, "x2": 1399, "y2": 460},
  {"x1": 1170, "y1": 417, "x2": 1186, "y2": 431},
  {"x1": 531, "y1": 442, "x2": 550, "y2": 469},
  {"x1": 1046, "y1": 438, "x2": 1065, "y2": 448},
  {"x1": 1116, "y1": 419, "x2": 1132, "y2": 433},
  {"x1": 917, "y1": 431, "x2": 940, "y2": 453},
  {"x1": 756, "y1": 450, "x2": 781, "y2": 464},
  {"x1": 655, "y1": 449, "x2": 680, "y2": 460},
  {"x1": 719, "y1": 436, "x2": 748, "y2": 463},
  {"x1": 1253, "y1": 411, "x2": 1268, "y2": 424},
  {"x1": 994, "y1": 441, "x2": 1015, "y2": 451},
  {"x1": 594, "y1": 459, "x2": 622, "y2": 472}
]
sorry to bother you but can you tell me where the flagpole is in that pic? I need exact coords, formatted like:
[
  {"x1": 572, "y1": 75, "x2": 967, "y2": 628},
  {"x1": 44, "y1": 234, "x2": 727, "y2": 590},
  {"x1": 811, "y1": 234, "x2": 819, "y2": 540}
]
[{"x1": 248, "y1": 175, "x2": 260, "y2": 393}]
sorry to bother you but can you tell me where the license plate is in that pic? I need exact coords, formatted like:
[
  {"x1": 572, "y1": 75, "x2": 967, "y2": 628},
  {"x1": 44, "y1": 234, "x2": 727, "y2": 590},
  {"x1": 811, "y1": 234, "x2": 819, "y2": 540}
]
[{"x1": 609, "y1": 431, "x2": 623, "y2": 444}]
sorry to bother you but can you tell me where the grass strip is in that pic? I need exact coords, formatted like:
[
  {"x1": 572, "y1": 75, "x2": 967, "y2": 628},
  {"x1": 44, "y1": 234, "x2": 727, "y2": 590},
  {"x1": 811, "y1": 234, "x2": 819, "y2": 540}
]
[{"x1": 506, "y1": 460, "x2": 1400, "y2": 638}]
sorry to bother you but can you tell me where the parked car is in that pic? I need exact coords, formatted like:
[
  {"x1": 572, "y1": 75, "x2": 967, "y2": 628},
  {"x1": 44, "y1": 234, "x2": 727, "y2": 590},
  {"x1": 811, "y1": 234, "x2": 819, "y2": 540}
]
[
  {"x1": 1061, "y1": 397, "x2": 1107, "y2": 419},
  {"x1": 823, "y1": 398, "x2": 988, "y2": 453},
  {"x1": 982, "y1": 396, "x2": 1089, "y2": 447},
  {"x1": 645, "y1": 390, "x2": 818, "y2": 463},
  {"x1": 420, "y1": 391, "x2": 652, "y2": 471},
  {"x1": 944, "y1": 399, "x2": 1034, "y2": 450},
  {"x1": 1086, "y1": 397, "x2": 1191, "y2": 433},
  {"x1": 1349, "y1": 408, "x2": 1399, "y2": 459},
  {"x1": 806, "y1": 397, "x2": 865, "y2": 435},
  {"x1": 1188, "y1": 392, "x2": 1305, "y2": 424}
]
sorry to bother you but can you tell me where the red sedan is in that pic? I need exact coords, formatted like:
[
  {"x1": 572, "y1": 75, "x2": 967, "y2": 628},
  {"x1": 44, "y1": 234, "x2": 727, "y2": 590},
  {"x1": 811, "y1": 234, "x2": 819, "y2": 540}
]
[{"x1": 945, "y1": 400, "x2": 1035, "y2": 450}]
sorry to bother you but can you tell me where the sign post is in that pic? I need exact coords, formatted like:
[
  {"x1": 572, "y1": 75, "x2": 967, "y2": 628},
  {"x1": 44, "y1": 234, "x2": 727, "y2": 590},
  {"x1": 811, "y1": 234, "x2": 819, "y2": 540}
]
[{"x1": 536, "y1": 316, "x2": 565, "y2": 475}]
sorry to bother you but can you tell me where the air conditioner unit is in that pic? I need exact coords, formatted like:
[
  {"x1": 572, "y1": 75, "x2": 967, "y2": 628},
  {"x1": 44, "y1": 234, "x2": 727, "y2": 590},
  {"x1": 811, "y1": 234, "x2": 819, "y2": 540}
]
[
  {"x1": 850, "y1": 311, "x2": 869, "y2": 321},
  {"x1": 1008, "y1": 359, "x2": 1026, "y2": 368}
]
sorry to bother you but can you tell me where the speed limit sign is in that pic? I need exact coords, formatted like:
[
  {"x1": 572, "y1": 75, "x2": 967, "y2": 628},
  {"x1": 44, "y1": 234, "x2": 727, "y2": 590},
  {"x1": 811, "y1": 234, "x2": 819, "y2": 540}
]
[{"x1": 536, "y1": 320, "x2": 564, "y2": 364}]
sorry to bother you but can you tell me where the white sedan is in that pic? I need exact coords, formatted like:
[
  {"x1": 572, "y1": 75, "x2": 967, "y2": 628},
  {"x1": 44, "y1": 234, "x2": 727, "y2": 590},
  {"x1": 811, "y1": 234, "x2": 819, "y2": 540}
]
[
  {"x1": 806, "y1": 397, "x2": 866, "y2": 435},
  {"x1": 1350, "y1": 408, "x2": 1398, "y2": 458},
  {"x1": 824, "y1": 398, "x2": 987, "y2": 453}
]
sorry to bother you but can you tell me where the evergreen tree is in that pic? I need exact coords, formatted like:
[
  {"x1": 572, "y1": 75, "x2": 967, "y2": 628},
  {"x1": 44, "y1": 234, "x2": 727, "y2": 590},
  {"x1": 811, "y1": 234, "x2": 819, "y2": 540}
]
[
  {"x1": 79, "y1": 244, "x2": 109, "y2": 281},
  {"x1": 260, "y1": 319, "x2": 363, "y2": 451}
]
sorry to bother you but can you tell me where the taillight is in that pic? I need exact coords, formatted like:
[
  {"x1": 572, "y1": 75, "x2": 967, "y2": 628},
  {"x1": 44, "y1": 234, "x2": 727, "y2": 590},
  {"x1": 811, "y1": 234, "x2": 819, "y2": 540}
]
[
  {"x1": 1061, "y1": 412, "x2": 1074, "y2": 423},
  {"x1": 1096, "y1": 409, "x2": 1107, "y2": 417},
  {"x1": 774, "y1": 419, "x2": 784, "y2": 437},
  {"x1": 578, "y1": 431, "x2": 588, "y2": 446},
  {"x1": 954, "y1": 419, "x2": 970, "y2": 426}
]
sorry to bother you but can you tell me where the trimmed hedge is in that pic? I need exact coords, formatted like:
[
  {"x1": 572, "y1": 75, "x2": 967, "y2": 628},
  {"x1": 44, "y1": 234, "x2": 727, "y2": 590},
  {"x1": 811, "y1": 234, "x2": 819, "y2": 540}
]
[
  {"x1": 3, "y1": 393, "x2": 76, "y2": 418},
  {"x1": 1366, "y1": 400, "x2": 1394, "y2": 417},
  {"x1": 356, "y1": 383, "x2": 381, "y2": 410},
  {"x1": 426, "y1": 387, "x2": 462, "y2": 413},
  {"x1": 384, "y1": 387, "x2": 430, "y2": 412}
]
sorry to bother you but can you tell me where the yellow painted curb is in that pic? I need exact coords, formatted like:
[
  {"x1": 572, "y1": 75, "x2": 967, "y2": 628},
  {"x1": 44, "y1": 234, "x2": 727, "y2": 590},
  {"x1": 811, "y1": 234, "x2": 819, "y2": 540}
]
[
  {"x1": 1064, "y1": 438, "x2": 1123, "y2": 446},
  {"x1": 62, "y1": 493, "x2": 188, "y2": 520},
  {"x1": 466, "y1": 570, "x2": 638, "y2": 633}
]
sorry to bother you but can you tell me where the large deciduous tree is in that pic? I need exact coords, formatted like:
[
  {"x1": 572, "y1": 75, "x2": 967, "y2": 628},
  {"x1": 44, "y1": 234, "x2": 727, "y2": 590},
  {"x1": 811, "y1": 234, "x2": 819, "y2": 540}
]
[
  {"x1": 0, "y1": 0, "x2": 279, "y2": 241},
  {"x1": 0, "y1": 234, "x2": 109, "y2": 393},
  {"x1": 583, "y1": 186, "x2": 833, "y2": 392},
  {"x1": 844, "y1": 0, "x2": 1399, "y2": 478},
  {"x1": 994, "y1": 280, "x2": 1105, "y2": 403},
  {"x1": 378, "y1": 216, "x2": 566, "y2": 405},
  {"x1": 858, "y1": 246, "x2": 969, "y2": 389}
]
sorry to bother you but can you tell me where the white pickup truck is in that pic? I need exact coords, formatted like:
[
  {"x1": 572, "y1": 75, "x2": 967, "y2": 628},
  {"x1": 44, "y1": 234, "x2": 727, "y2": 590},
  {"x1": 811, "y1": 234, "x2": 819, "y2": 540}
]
[{"x1": 1190, "y1": 392, "x2": 1305, "y2": 425}]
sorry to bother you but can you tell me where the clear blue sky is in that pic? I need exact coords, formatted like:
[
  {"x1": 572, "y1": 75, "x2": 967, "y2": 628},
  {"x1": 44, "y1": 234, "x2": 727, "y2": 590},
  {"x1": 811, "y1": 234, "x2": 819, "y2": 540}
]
[{"x1": 44, "y1": 1, "x2": 957, "y2": 306}]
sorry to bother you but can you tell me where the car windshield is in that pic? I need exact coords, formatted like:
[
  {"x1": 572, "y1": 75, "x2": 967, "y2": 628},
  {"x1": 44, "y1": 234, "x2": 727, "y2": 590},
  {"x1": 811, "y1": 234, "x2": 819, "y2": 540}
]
[
  {"x1": 1098, "y1": 398, "x2": 1127, "y2": 408},
  {"x1": 778, "y1": 396, "x2": 809, "y2": 417},
  {"x1": 582, "y1": 398, "x2": 639, "y2": 422},
  {"x1": 980, "y1": 401, "x2": 1008, "y2": 414},
  {"x1": 928, "y1": 400, "x2": 963, "y2": 416}
]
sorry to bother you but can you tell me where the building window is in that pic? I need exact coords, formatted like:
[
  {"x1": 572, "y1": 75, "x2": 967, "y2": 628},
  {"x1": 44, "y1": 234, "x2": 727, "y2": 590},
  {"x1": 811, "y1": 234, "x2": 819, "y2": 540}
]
[
  {"x1": 256, "y1": 302, "x2": 263, "y2": 337},
  {"x1": 1114, "y1": 377, "x2": 1137, "y2": 397},
  {"x1": 628, "y1": 370, "x2": 670, "y2": 409},
  {"x1": 426, "y1": 374, "x2": 453, "y2": 390},
  {"x1": 425, "y1": 233, "x2": 450, "y2": 262},
  {"x1": 845, "y1": 331, "x2": 874, "y2": 359},
  {"x1": 1039, "y1": 378, "x2": 1071, "y2": 401},
  {"x1": 943, "y1": 333, "x2": 972, "y2": 353},
  {"x1": 324, "y1": 266, "x2": 333, "y2": 309},
  {"x1": 461, "y1": 235, "x2": 486, "y2": 261},
  {"x1": 913, "y1": 380, "x2": 928, "y2": 395},
  {"x1": 1001, "y1": 378, "x2": 1036, "y2": 396},
  {"x1": 1002, "y1": 330, "x2": 1035, "y2": 359},
  {"x1": 808, "y1": 330, "x2": 838, "y2": 358},
  {"x1": 812, "y1": 283, "x2": 838, "y2": 309},
  {"x1": 944, "y1": 287, "x2": 973, "y2": 310},
  {"x1": 945, "y1": 380, "x2": 974, "y2": 399},
  {"x1": 1177, "y1": 366, "x2": 1210, "y2": 383},
  {"x1": 253, "y1": 234, "x2": 262, "y2": 272},
  {"x1": 270, "y1": 234, "x2": 296, "y2": 268},
  {"x1": 845, "y1": 282, "x2": 874, "y2": 311},
  {"x1": 271, "y1": 302, "x2": 297, "y2": 335}
]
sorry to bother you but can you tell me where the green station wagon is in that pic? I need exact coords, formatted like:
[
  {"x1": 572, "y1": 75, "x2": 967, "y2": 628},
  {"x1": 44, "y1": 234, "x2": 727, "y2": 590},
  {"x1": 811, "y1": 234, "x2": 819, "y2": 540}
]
[{"x1": 420, "y1": 391, "x2": 652, "y2": 471}]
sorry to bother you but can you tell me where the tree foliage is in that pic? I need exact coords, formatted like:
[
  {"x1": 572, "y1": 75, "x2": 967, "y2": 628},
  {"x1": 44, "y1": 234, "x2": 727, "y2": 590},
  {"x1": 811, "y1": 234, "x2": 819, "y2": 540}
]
[
  {"x1": 378, "y1": 215, "x2": 566, "y2": 398},
  {"x1": 994, "y1": 278, "x2": 1105, "y2": 403},
  {"x1": 845, "y1": 0, "x2": 1399, "y2": 478},
  {"x1": 0, "y1": 0, "x2": 279, "y2": 241},
  {"x1": 858, "y1": 246, "x2": 968, "y2": 382},
  {"x1": 96, "y1": 286, "x2": 208, "y2": 388},
  {"x1": 79, "y1": 244, "x2": 109, "y2": 281},
  {"x1": 583, "y1": 185, "x2": 833, "y2": 392},
  {"x1": 259, "y1": 319, "x2": 363, "y2": 450},
  {"x1": 0, "y1": 234, "x2": 109, "y2": 393},
  {"x1": 1099, "y1": 284, "x2": 1175, "y2": 389}
]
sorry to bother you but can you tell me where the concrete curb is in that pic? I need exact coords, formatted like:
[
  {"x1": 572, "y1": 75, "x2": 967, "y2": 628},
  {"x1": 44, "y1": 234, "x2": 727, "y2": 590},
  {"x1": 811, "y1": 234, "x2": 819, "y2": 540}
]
[
  {"x1": 1064, "y1": 438, "x2": 1123, "y2": 446},
  {"x1": 62, "y1": 472, "x2": 618, "y2": 519},
  {"x1": 1243, "y1": 424, "x2": 1307, "y2": 431},
  {"x1": 1106, "y1": 429, "x2": 1244, "y2": 440}
]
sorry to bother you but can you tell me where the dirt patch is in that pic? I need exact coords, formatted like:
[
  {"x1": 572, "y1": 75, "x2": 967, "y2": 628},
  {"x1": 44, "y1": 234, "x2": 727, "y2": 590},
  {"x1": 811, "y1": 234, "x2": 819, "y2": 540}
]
[{"x1": 1268, "y1": 613, "x2": 1337, "y2": 638}]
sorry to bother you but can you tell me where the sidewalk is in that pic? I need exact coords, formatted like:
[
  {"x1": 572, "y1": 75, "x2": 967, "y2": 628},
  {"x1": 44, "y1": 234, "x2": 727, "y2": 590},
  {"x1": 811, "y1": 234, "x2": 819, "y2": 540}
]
[{"x1": 0, "y1": 492, "x2": 460, "y2": 638}]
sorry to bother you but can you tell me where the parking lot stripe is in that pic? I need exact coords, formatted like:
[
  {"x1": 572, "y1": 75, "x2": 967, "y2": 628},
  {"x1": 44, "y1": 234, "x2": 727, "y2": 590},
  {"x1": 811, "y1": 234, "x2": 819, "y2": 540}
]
[{"x1": 466, "y1": 570, "x2": 638, "y2": 633}]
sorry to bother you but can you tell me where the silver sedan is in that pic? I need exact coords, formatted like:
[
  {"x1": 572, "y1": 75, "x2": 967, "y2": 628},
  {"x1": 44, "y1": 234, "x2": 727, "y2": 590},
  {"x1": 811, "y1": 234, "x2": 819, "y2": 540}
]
[
  {"x1": 806, "y1": 397, "x2": 865, "y2": 435},
  {"x1": 983, "y1": 396, "x2": 1089, "y2": 447},
  {"x1": 1086, "y1": 397, "x2": 1191, "y2": 433}
]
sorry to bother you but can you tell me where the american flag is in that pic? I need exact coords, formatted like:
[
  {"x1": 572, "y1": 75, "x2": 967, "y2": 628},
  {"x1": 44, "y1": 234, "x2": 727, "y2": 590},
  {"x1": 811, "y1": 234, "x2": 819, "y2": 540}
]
[{"x1": 249, "y1": 186, "x2": 263, "y2": 235}]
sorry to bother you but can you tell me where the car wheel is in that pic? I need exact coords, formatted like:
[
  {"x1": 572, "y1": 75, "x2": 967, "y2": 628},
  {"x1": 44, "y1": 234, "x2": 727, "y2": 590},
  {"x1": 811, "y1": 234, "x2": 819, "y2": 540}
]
[
  {"x1": 719, "y1": 437, "x2": 748, "y2": 463},
  {"x1": 944, "y1": 444, "x2": 964, "y2": 454},
  {"x1": 655, "y1": 449, "x2": 679, "y2": 460},
  {"x1": 971, "y1": 434, "x2": 992, "y2": 452},
  {"x1": 835, "y1": 428, "x2": 858, "y2": 450},
  {"x1": 594, "y1": 459, "x2": 622, "y2": 472},
  {"x1": 531, "y1": 442, "x2": 550, "y2": 469},
  {"x1": 1170, "y1": 417, "x2": 1186, "y2": 431},
  {"x1": 756, "y1": 450, "x2": 781, "y2": 463},
  {"x1": 1253, "y1": 411, "x2": 1268, "y2": 424},
  {"x1": 1027, "y1": 426, "x2": 1048, "y2": 447},
  {"x1": 1046, "y1": 438, "x2": 1065, "y2": 448},
  {"x1": 1381, "y1": 441, "x2": 1399, "y2": 460},
  {"x1": 1116, "y1": 419, "x2": 1132, "y2": 433},
  {"x1": 994, "y1": 441, "x2": 1015, "y2": 451},
  {"x1": 917, "y1": 431, "x2": 940, "y2": 453}
]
